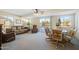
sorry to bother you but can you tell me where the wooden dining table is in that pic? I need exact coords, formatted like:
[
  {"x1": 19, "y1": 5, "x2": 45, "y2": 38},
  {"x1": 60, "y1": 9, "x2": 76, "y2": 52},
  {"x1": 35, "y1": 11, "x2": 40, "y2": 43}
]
[
  {"x1": 62, "y1": 29, "x2": 68, "y2": 35},
  {"x1": 46, "y1": 28, "x2": 68, "y2": 41},
  {"x1": 61, "y1": 29, "x2": 69, "y2": 43},
  {"x1": 52, "y1": 28, "x2": 68, "y2": 40}
]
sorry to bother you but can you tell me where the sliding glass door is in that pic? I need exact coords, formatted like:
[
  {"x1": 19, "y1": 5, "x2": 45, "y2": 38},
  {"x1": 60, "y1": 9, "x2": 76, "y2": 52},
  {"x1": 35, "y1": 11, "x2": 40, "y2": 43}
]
[
  {"x1": 40, "y1": 16, "x2": 51, "y2": 33},
  {"x1": 40, "y1": 16, "x2": 51, "y2": 28}
]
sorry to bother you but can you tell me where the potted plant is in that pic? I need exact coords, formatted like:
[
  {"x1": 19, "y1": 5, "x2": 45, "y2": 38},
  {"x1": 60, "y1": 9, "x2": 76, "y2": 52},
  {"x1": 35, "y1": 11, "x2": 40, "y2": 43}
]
[{"x1": 27, "y1": 22, "x2": 30, "y2": 28}]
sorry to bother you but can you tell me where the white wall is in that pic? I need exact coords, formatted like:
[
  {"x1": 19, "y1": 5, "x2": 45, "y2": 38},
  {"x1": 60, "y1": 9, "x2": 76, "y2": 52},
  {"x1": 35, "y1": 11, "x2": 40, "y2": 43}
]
[
  {"x1": 31, "y1": 17, "x2": 40, "y2": 28},
  {"x1": 74, "y1": 12, "x2": 79, "y2": 40},
  {"x1": 51, "y1": 16, "x2": 59, "y2": 29},
  {"x1": 74, "y1": 12, "x2": 79, "y2": 30},
  {"x1": 70, "y1": 14, "x2": 75, "y2": 28}
]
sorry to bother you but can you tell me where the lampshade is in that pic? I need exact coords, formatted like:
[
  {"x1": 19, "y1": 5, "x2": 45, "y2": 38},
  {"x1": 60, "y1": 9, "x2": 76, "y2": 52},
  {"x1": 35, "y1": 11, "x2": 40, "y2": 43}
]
[
  {"x1": 0, "y1": 19, "x2": 4, "y2": 24},
  {"x1": 0, "y1": 16, "x2": 5, "y2": 24}
]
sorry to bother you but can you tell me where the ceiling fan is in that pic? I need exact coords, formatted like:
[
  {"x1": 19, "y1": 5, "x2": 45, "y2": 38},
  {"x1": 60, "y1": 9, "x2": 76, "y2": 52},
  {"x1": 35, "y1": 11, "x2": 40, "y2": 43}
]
[
  {"x1": 33, "y1": 9, "x2": 44, "y2": 16},
  {"x1": 23, "y1": 9, "x2": 45, "y2": 17},
  {"x1": 33, "y1": 9, "x2": 38, "y2": 13}
]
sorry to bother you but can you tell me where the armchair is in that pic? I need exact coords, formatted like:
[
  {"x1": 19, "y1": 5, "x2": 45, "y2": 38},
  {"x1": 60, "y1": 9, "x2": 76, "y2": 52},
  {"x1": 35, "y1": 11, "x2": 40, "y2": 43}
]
[{"x1": 31, "y1": 25, "x2": 38, "y2": 33}]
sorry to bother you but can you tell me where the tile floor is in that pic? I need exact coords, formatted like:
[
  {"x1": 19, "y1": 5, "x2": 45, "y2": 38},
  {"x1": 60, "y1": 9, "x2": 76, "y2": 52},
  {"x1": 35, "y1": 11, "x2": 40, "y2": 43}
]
[{"x1": 2, "y1": 29, "x2": 79, "y2": 50}]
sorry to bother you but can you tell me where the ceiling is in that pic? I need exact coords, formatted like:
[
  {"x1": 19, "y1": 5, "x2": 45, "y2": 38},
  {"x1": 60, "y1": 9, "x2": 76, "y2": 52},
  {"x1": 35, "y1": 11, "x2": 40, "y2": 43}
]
[
  {"x1": 0, "y1": 9, "x2": 33, "y2": 16},
  {"x1": 0, "y1": 9, "x2": 78, "y2": 17}
]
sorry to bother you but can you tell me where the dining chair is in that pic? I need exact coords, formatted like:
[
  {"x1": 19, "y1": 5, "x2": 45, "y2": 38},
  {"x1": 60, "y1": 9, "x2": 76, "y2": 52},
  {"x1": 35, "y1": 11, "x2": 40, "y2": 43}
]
[
  {"x1": 64, "y1": 29, "x2": 77, "y2": 42},
  {"x1": 45, "y1": 27, "x2": 52, "y2": 39},
  {"x1": 52, "y1": 29, "x2": 64, "y2": 48}
]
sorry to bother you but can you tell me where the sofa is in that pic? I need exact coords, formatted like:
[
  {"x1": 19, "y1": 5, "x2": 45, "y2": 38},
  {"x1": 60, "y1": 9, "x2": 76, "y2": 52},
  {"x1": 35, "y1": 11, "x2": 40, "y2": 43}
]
[
  {"x1": 15, "y1": 27, "x2": 30, "y2": 35},
  {"x1": 2, "y1": 29, "x2": 15, "y2": 43},
  {"x1": 2, "y1": 32, "x2": 15, "y2": 43}
]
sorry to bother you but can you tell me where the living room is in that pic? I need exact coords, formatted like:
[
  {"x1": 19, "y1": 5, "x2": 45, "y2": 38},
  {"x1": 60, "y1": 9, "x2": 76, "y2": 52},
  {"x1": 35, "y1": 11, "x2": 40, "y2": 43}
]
[{"x1": 0, "y1": 9, "x2": 79, "y2": 50}]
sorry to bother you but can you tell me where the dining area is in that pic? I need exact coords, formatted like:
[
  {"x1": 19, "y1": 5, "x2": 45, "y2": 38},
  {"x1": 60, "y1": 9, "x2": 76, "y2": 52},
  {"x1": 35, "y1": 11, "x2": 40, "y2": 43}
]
[{"x1": 45, "y1": 26, "x2": 78, "y2": 49}]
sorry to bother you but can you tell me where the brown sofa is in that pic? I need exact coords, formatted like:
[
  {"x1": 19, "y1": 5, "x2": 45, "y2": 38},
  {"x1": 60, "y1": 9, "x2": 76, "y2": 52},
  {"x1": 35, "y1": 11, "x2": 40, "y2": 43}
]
[
  {"x1": 2, "y1": 29, "x2": 15, "y2": 43},
  {"x1": 2, "y1": 32, "x2": 15, "y2": 43},
  {"x1": 0, "y1": 24, "x2": 2, "y2": 49},
  {"x1": 16, "y1": 27, "x2": 30, "y2": 35}
]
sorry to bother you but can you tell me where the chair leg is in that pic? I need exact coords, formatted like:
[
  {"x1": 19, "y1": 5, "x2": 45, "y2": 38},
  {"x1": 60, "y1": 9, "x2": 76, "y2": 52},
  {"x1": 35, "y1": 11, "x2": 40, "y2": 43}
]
[
  {"x1": 56, "y1": 40, "x2": 59, "y2": 48},
  {"x1": 56, "y1": 41, "x2": 65, "y2": 48}
]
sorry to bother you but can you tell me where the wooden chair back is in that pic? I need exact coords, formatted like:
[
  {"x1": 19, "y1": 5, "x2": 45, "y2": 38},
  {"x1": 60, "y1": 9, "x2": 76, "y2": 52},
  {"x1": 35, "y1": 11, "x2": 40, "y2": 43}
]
[
  {"x1": 68, "y1": 30, "x2": 76, "y2": 37},
  {"x1": 52, "y1": 29, "x2": 62, "y2": 41}
]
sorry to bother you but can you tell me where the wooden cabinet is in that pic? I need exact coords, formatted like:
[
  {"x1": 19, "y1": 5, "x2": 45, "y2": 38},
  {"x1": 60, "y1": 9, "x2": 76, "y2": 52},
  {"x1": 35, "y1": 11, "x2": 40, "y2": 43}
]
[
  {"x1": 32, "y1": 25, "x2": 38, "y2": 33},
  {"x1": 0, "y1": 24, "x2": 2, "y2": 50}
]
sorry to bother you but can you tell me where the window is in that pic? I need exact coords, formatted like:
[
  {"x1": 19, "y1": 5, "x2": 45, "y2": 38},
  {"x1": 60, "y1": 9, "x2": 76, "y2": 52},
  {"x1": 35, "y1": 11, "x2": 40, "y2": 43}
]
[
  {"x1": 21, "y1": 18, "x2": 32, "y2": 27},
  {"x1": 7, "y1": 16, "x2": 14, "y2": 22},
  {"x1": 60, "y1": 16, "x2": 72, "y2": 27},
  {"x1": 40, "y1": 16, "x2": 50, "y2": 27}
]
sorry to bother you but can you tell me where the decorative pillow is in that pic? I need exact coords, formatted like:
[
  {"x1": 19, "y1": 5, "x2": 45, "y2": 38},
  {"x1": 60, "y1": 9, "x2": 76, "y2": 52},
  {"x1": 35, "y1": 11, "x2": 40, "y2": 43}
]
[{"x1": 2, "y1": 30, "x2": 6, "y2": 34}]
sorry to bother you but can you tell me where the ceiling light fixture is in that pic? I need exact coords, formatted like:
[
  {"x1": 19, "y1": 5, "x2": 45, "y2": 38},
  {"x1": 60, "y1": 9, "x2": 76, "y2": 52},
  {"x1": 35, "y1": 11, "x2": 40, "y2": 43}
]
[
  {"x1": 34, "y1": 9, "x2": 38, "y2": 13},
  {"x1": 33, "y1": 9, "x2": 42, "y2": 16}
]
